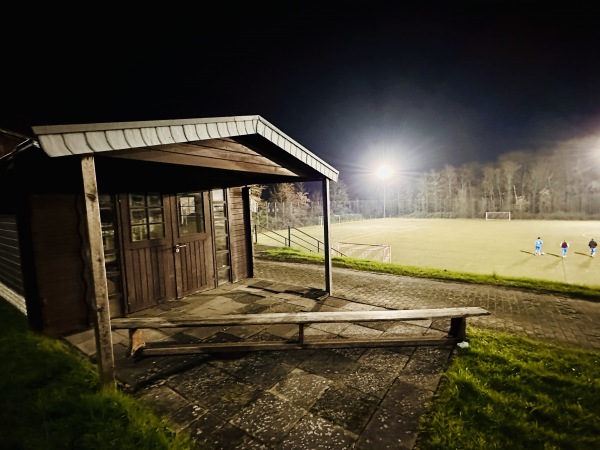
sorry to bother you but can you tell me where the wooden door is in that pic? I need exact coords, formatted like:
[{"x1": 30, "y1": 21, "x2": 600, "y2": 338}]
[
  {"x1": 170, "y1": 192, "x2": 214, "y2": 298},
  {"x1": 120, "y1": 193, "x2": 176, "y2": 313},
  {"x1": 120, "y1": 192, "x2": 215, "y2": 314}
]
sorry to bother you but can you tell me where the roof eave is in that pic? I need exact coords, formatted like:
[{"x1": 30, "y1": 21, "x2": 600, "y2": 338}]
[{"x1": 32, "y1": 115, "x2": 339, "y2": 182}]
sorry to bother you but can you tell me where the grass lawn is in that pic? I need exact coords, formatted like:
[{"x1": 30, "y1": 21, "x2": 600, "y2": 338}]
[
  {"x1": 0, "y1": 300, "x2": 194, "y2": 450},
  {"x1": 256, "y1": 218, "x2": 600, "y2": 287},
  {"x1": 415, "y1": 327, "x2": 600, "y2": 450}
]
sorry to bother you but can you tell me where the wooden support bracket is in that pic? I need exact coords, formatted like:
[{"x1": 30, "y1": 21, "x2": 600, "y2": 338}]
[{"x1": 129, "y1": 329, "x2": 146, "y2": 357}]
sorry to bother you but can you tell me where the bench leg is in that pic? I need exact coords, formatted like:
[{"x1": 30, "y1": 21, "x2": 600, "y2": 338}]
[
  {"x1": 298, "y1": 324, "x2": 305, "y2": 345},
  {"x1": 129, "y1": 328, "x2": 146, "y2": 357},
  {"x1": 449, "y1": 318, "x2": 466, "y2": 341}
]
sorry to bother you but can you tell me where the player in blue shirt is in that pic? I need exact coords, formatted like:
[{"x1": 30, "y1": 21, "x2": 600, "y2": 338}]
[{"x1": 534, "y1": 237, "x2": 543, "y2": 256}]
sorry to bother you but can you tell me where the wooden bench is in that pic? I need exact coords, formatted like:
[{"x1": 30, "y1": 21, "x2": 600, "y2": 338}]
[{"x1": 110, "y1": 307, "x2": 490, "y2": 358}]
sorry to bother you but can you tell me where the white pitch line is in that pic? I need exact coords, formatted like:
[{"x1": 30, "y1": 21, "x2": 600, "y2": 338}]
[
  {"x1": 582, "y1": 232, "x2": 600, "y2": 238},
  {"x1": 343, "y1": 226, "x2": 421, "y2": 240}
]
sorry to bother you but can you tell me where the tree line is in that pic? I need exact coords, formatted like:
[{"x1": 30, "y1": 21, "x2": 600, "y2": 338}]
[{"x1": 251, "y1": 138, "x2": 600, "y2": 228}]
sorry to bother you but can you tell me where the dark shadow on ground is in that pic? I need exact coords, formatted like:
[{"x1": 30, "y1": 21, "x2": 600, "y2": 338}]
[
  {"x1": 545, "y1": 252, "x2": 562, "y2": 258},
  {"x1": 574, "y1": 251, "x2": 592, "y2": 258},
  {"x1": 521, "y1": 249, "x2": 562, "y2": 258}
]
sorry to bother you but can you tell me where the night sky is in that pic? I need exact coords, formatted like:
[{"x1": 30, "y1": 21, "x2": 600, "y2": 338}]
[{"x1": 3, "y1": 2, "x2": 600, "y2": 191}]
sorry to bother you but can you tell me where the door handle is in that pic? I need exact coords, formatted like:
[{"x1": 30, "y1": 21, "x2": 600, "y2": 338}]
[{"x1": 173, "y1": 244, "x2": 187, "y2": 253}]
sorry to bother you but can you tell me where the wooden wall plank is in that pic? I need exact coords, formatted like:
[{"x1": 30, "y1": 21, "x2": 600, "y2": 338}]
[
  {"x1": 228, "y1": 187, "x2": 249, "y2": 282},
  {"x1": 0, "y1": 215, "x2": 23, "y2": 295}
]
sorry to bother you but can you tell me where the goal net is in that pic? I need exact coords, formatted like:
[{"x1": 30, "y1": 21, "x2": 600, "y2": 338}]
[
  {"x1": 485, "y1": 211, "x2": 511, "y2": 220},
  {"x1": 332, "y1": 242, "x2": 392, "y2": 263}
]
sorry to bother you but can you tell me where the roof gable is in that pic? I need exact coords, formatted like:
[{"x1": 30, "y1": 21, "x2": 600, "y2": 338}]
[{"x1": 32, "y1": 115, "x2": 338, "y2": 182}]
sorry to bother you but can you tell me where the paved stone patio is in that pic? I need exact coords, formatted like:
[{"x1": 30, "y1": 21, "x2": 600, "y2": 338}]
[{"x1": 64, "y1": 259, "x2": 600, "y2": 449}]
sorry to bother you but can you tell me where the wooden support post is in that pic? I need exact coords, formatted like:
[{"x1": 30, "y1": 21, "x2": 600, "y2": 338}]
[
  {"x1": 298, "y1": 323, "x2": 305, "y2": 345},
  {"x1": 81, "y1": 156, "x2": 116, "y2": 388},
  {"x1": 242, "y1": 187, "x2": 254, "y2": 277},
  {"x1": 322, "y1": 178, "x2": 332, "y2": 295},
  {"x1": 449, "y1": 317, "x2": 467, "y2": 341}
]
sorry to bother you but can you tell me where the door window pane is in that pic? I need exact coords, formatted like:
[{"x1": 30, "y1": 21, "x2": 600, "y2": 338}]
[
  {"x1": 178, "y1": 193, "x2": 205, "y2": 235},
  {"x1": 129, "y1": 193, "x2": 165, "y2": 241},
  {"x1": 148, "y1": 208, "x2": 164, "y2": 223},
  {"x1": 212, "y1": 189, "x2": 230, "y2": 285},
  {"x1": 149, "y1": 223, "x2": 164, "y2": 240},
  {"x1": 99, "y1": 194, "x2": 124, "y2": 316},
  {"x1": 147, "y1": 194, "x2": 162, "y2": 207},
  {"x1": 212, "y1": 189, "x2": 224, "y2": 202},
  {"x1": 129, "y1": 194, "x2": 145, "y2": 208},
  {"x1": 100, "y1": 194, "x2": 118, "y2": 258},
  {"x1": 215, "y1": 236, "x2": 228, "y2": 251},
  {"x1": 217, "y1": 266, "x2": 230, "y2": 283},
  {"x1": 131, "y1": 225, "x2": 149, "y2": 241},
  {"x1": 216, "y1": 252, "x2": 229, "y2": 267},
  {"x1": 130, "y1": 209, "x2": 147, "y2": 225}
]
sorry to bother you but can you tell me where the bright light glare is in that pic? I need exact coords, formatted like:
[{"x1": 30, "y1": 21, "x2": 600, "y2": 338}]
[{"x1": 376, "y1": 165, "x2": 393, "y2": 180}]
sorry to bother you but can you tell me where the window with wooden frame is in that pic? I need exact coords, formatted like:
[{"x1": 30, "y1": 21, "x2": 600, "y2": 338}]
[
  {"x1": 128, "y1": 193, "x2": 165, "y2": 241},
  {"x1": 177, "y1": 193, "x2": 205, "y2": 235}
]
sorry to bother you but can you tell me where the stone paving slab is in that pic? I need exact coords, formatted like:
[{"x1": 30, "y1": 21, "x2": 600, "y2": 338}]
[
  {"x1": 63, "y1": 258, "x2": 600, "y2": 449},
  {"x1": 255, "y1": 260, "x2": 600, "y2": 351},
  {"x1": 110, "y1": 282, "x2": 458, "y2": 448}
]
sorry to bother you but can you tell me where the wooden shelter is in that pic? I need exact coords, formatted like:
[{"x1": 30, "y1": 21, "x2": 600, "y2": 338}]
[{"x1": 0, "y1": 116, "x2": 338, "y2": 384}]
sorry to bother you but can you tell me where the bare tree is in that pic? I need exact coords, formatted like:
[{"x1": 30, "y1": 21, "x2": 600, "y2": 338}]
[
  {"x1": 267, "y1": 183, "x2": 311, "y2": 227},
  {"x1": 441, "y1": 165, "x2": 457, "y2": 215},
  {"x1": 499, "y1": 158, "x2": 521, "y2": 212}
]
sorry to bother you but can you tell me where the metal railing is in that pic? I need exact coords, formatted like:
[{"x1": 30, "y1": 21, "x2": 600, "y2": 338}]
[{"x1": 253, "y1": 224, "x2": 346, "y2": 257}]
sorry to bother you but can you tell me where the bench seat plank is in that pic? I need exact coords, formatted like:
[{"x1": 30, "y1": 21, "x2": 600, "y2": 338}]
[
  {"x1": 110, "y1": 307, "x2": 490, "y2": 329},
  {"x1": 111, "y1": 306, "x2": 490, "y2": 358}
]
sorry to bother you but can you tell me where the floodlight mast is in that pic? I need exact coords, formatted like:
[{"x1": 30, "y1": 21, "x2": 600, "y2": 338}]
[{"x1": 376, "y1": 165, "x2": 393, "y2": 218}]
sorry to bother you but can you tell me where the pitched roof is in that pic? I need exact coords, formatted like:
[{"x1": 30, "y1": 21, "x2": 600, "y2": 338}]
[{"x1": 32, "y1": 115, "x2": 338, "y2": 182}]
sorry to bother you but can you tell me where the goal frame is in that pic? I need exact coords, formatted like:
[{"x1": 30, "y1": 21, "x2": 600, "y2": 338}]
[
  {"x1": 485, "y1": 211, "x2": 511, "y2": 220},
  {"x1": 332, "y1": 242, "x2": 392, "y2": 263}
]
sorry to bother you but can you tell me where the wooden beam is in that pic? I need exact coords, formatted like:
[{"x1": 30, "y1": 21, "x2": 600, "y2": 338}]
[
  {"x1": 322, "y1": 178, "x2": 332, "y2": 294},
  {"x1": 449, "y1": 317, "x2": 467, "y2": 341},
  {"x1": 134, "y1": 336, "x2": 460, "y2": 357},
  {"x1": 110, "y1": 307, "x2": 491, "y2": 328},
  {"x1": 106, "y1": 138, "x2": 299, "y2": 177},
  {"x1": 113, "y1": 307, "x2": 490, "y2": 358},
  {"x1": 81, "y1": 155, "x2": 116, "y2": 388}
]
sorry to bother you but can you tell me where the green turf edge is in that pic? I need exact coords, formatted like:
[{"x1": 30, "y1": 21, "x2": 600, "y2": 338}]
[{"x1": 255, "y1": 247, "x2": 600, "y2": 302}]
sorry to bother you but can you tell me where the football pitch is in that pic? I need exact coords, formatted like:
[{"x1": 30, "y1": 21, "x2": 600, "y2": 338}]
[{"x1": 257, "y1": 218, "x2": 600, "y2": 288}]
